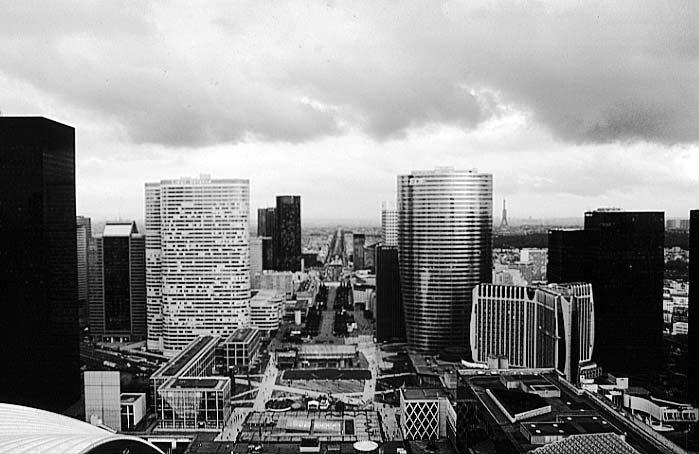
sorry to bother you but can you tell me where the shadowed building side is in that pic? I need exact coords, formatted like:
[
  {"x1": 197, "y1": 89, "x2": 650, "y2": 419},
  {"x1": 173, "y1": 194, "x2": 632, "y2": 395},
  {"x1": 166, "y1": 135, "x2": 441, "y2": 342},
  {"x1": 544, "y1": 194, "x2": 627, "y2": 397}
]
[
  {"x1": 689, "y1": 210, "x2": 699, "y2": 404},
  {"x1": 548, "y1": 210, "x2": 664, "y2": 376},
  {"x1": 0, "y1": 117, "x2": 80, "y2": 411},
  {"x1": 376, "y1": 245, "x2": 405, "y2": 342}
]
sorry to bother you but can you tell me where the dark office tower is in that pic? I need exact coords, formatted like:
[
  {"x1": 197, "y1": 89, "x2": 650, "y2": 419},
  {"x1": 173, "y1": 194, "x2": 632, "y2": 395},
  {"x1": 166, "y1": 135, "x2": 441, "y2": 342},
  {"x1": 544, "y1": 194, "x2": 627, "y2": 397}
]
[
  {"x1": 257, "y1": 207, "x2": 276, "y2": 268},
  {"x1": 547, "y1": 229, "x2": 593, "y2": 283},
  {"x1": 548, "y1": 210, "x2": 664, "y2": 376},
  {"x1": 274, "y1": 195, "x2": 301, "y2": 271},
  {"x1": 259, "y1": 237, "x2": 273, "y2": 269},
  {"x1": 257, "y1": 207, "x2": 275, "y2": 237},
  {"x1": 76, "y1": 215, "x2": 92, "y2": 328},
  {"x1": 88, "y1": 221, "x2": 147, "y2": 342},
  {"x1": 364, "y1": 242, "x2": 378, "y2": 273},
  {"x1": 0, "y1": 117, "x2": 79, "y2": 411},
  {"x1": 689, "y1": 211, "x2": 699, "y2": 404},
  {"x1": 376, "y1": 246, "x2": 405, "y2": 342},
  {"x1": 353, "y1": 233, "x2": 366, "y2": 270}
]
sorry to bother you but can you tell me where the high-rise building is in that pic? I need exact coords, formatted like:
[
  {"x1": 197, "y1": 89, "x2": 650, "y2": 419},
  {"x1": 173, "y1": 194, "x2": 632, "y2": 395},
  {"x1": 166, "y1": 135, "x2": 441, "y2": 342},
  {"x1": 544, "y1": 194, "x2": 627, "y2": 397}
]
[
  {"x1": 353, "y1": 233, "x2": 366, "y2": 270},
  {"x1": 257, "y1": 207, "x2": 276, "y2": 268},
  {"x1": 548, "y1": 210, "x2": 664, "y2": 375},
  {"x1": 250, "y1": 236, "x2": 264, "y2": 279},
  {"x1": 0, "y1": 117, "x2": 80, "y2": 411},
  {"x1": 76, "y1": 216, "x2": 92, "y2": 302},
  {"x1": 261, "y1": 236, "x2": 273, "y2": 269},
  {"x1": 274, "y1": 195, "x2": 301, "y2": 271},
  {"x1": 520, "y1": 248, "x2": 547, "y2": 282},
  {"x1": 398, "y1": 167, "x2": 492, "y2": 353},
  {"x1": 257, "y1": 207, "x2": 275, "y2": 237},
  {"x1": 145, "y1": 175, "x2": 250, "y2": 357},
  {"x1": 381, "y1": 201, "x2": 398, "y2": 247},
  {"x1": 689, "y1": 210, "x2": 699, "y2": 404},
  {"x1": 145, "y1": 182, "x2": 162, "y2": 351},
  {"x1": 547, "y1": 230, "x2": 591, "y2": 283},
  {"x1": 76, "y1": 215, "x2": 92, "y2": 328},
  {"x1": 470, "y1": 283, "x2": 595, "y2": 383},
  {"x1": 376, "y1": 245, "x2": 405, "y2": 342},
  {"x1": 88, "y1": 221, "x2": 146, "y2": 342}
]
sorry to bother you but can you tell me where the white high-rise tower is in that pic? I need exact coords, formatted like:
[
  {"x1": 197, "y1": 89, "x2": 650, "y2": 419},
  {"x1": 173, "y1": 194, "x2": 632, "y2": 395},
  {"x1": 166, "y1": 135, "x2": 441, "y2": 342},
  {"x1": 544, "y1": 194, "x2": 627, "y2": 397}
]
[
  {"x1": 398, "y1": 167, "x2": 492, "y2": 353},
  {"x1": 381, "y1": 201, "x2": 398, "y2": 247},
  {"x1": 145, "y1": 175, "x2": 250, "y2": 356}
]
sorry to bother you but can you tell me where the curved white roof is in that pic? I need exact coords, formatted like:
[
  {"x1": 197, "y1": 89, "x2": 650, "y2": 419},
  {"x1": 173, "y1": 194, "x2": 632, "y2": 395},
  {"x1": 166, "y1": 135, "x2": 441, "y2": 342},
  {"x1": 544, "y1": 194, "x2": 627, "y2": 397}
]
[
  {"x1": 0, "y1": 403, "x2": 163, "y2": 454},
  {"x1": 353, "y1": 440, "x2": 379, "y2": 452}
]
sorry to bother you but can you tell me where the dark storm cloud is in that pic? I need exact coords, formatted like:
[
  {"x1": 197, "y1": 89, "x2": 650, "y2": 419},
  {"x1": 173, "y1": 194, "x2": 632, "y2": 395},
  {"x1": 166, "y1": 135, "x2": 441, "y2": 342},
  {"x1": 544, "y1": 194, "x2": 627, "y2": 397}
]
[{"x1": 0, "y1": 1, "x2": 697, "y2": 146}]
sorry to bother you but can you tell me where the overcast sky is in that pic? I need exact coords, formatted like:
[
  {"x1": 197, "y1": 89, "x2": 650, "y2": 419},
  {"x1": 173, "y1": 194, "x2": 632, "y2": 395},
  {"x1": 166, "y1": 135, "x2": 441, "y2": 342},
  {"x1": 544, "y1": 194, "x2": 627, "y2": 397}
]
[{"x1": 1, "y1": 1, "x2": 698, "y2": 224}]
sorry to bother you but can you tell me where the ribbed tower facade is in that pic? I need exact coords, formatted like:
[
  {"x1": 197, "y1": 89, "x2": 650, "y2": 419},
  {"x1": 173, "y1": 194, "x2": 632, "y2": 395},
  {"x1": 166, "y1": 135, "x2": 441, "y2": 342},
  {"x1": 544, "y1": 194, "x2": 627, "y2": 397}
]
[
  {"x1": 145, "y1": 175, "x2": 250, "y2": 356},
  {"x1": 470, "y1": 283, "x2": 595, "y2": 382},
  {"x1": 398, "y1": 167, "x2": 492, "y2": 353}
]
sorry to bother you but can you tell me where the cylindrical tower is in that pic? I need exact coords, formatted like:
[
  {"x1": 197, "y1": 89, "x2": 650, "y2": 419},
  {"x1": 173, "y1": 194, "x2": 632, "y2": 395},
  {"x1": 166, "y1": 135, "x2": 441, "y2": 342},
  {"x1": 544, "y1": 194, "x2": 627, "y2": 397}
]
[{"x1": 398, "y1": 167, "x2": 492, "y2": 353}]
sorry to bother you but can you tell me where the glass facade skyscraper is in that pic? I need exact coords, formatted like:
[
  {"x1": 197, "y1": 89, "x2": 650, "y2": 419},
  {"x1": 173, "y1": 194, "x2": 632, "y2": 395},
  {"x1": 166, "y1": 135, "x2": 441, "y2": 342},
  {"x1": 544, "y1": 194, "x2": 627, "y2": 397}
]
[
  {"x1": 0, "y1": 117, "x2": 80, "y2": 411},
  {"x1": 257, "y1": 207, "x2": 275, "y2": 237},
  {"x1": 548, "y1": 210, "x2": 664, "y2": 375},
  {"x1": 274, "y1": 195, "x2": 301, "y2": 272},
  {"x1": 76, "y1": 215, "x2": 92, "y2": 329},
  {"x1": 88, "y1": 221, "x2": 146, "y2": 342},
  {"x1": 376, "y1": 245, "x2": 405, "y2": 342},
  {"x1": 398, "y1": 167, "x2": 492, "y2": 353}
]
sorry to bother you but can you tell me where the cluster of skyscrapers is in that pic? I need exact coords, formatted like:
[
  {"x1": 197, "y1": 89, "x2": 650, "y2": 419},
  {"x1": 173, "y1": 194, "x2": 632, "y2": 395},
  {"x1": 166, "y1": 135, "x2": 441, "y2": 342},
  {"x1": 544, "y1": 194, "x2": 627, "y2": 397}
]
[
  {"x1": 256, "y1": 196, "x2": 302, "y2": 272},
  {"x1": 376, "y1": 167, "x2": 681, "y2": 389},
  {"x1": 0, "y1": 116, "x2": 697, "y2": 420}
]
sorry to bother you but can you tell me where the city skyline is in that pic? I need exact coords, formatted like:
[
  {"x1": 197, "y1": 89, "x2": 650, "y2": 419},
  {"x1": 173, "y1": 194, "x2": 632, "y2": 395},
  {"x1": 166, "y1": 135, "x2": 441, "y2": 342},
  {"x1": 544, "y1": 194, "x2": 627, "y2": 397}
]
[
  {"x1": 2, "y1": 1, "x2": 698, "y2": 451},
  {"x1": 0, "y1": 2, "x2": 697, "y2": 222}
]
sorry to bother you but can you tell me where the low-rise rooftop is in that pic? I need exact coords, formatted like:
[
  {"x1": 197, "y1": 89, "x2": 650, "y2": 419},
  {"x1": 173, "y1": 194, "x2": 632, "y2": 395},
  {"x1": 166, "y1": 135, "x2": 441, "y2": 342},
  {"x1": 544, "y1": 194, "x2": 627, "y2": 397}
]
[
  {"x1": 222, "y1": 327, "x2": 260, "y2": 344},
  {"x1": 120, "y1": 393, "x2": 144, "y2": 404},
  {"x1": 151, "y1": 336, "x2": 218, "y2": 379},
  {"x1": 401, "y1": 388, "x2": 449, "y2": 401},
  {"x1": 167, "y1": 377, "x2": 228, "y2": 390}
]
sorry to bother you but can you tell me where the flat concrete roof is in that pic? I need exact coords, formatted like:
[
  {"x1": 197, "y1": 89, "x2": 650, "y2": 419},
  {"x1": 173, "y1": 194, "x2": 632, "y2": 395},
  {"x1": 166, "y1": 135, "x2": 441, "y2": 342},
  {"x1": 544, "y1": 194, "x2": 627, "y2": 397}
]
[
  {"x1": 222, "y1": 327, "x2": 260, "y2": 344},
  {"x1": 401, "y1": 388, "x2": 449, "y2": 400},
  {"x1": 152, "y1": 336, "x2": 219, "y2": 378},
  {"x1": 168, "y1": 377, "x2": 228, "y2": 390}
]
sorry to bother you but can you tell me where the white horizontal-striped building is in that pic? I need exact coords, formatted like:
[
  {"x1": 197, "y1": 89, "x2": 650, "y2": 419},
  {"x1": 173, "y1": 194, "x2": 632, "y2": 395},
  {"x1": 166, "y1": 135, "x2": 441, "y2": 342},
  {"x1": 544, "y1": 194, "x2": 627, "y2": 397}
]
[
  {"x1": 146, "y1": 175, "x2": 250, "y2": 356},
  {"x1": 250, "y1": 290, "x2": 284, "y2": 333},
  {"x1": 470, "y1": 283, "x2": 594, "y2": 383}
]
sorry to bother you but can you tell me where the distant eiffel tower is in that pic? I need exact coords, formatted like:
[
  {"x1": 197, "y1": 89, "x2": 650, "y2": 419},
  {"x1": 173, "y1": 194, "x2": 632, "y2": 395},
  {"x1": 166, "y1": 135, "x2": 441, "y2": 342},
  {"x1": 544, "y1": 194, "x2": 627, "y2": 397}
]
[{"x1": 500, "y1": 199, "x2": 509, "y2": 229}]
